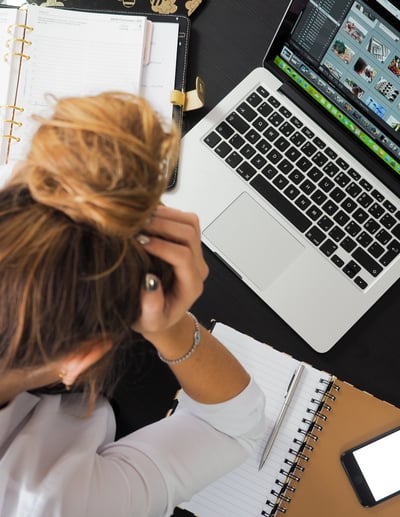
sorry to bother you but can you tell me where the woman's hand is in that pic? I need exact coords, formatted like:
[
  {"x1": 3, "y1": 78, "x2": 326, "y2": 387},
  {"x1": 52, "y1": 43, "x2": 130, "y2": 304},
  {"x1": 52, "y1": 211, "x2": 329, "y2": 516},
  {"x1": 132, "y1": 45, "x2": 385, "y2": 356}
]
[{"x1": 132, "y1": 205, "x2": 209, "y2": 337}]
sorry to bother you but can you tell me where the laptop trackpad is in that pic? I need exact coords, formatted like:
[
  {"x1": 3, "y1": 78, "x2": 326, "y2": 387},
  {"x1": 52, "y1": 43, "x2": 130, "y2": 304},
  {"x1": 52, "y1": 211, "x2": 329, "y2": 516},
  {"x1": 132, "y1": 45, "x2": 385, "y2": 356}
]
[{"x1": 203, "y1": 193, "x2": 305, "y2": 291}]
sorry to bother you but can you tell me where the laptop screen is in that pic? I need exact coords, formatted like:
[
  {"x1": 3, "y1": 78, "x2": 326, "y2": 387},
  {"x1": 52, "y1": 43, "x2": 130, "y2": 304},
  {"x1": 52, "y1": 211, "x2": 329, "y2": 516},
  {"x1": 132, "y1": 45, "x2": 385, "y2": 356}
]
[{"x1": 266, "y1": 0, "x2": 400, "y2": 181}]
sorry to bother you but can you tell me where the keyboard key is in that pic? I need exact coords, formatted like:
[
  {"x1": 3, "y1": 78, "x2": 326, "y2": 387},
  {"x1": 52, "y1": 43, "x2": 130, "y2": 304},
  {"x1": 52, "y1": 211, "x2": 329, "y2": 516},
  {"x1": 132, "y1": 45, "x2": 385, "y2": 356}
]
[
  {"x1": 280, "y1": 121, "x2": 295, "y2": 136},
  {"x1": 356, "y1": 231, "x2": 373, "y2": 248},
  {"x1": 345, "y1": 182, "x2": 362, "y2": 198},
  {"x1": 251, "y1": 154, "x2": 267, "y2": 169},
  {"x1": 322, "y1": 200, "x2": 339, "y2": 216},
  {"x1": 333, "y1": 210, "x2": 350, "y2": 226},
  {"x1": 306, "y1": 205, "x2": 323, "y2": 221},
  {"x1": 286, "y1": 146, "x2": 301, "y2": 161},
  {"x1": 258, "y1": 102, "x2": 273, "y2": 117},
  {"x1": 250, "y1": 174, "x2": 312, "y2": 232},
  {"x1": 266, "y1": 149, "x2": 282, "y2": 164},
  {"x1": 261, "y1": 164, "x2": 278, "y2": 179},
  {"x1": 229, "y1": 133, "x2": 245, "y2": 149},
  {"x1": 256, "y1": 86, "x2": 269, "y2": 97},
  {"x1": 227, "y1": 112, "x2": 250, "y2": 133},
  {"x1": 325, "y1": 147, "x2": 337, "y2": 159},
  {"x1": 216, "y1": 121, "x2": 234, "y2": 139},
  {"x1": 343, "y1": 260, "x2": 361, "y2": 278},
  {"x1": 275, "y1": 136, "x2": 289, "y2": 152},
  {"x1": 371, "y1": 189, "x2": 384, "y2": 202},
  {"x1": 268, "y1": 96, "x2": 280, "y2": 108},
  {"x1": 240, "y1": 144, "x2": 256, "y2": 159},
  {"x1": 331, "y1": 254, "x2": 345, "y2": 268},
  {"x1": 306, "y1": 226, "x2": 326, "y2": 246},
  {"x1": 278, "y1": 159, "x2": 293, "y2": 174},
  {"x1": 284, "y1": 184, "x2": 300, "y2": 200},
  {"x1": 358, "y1": 192, "x2": 373, "y2": 208},
  {"x1": 313, "y1": 136, "x2": 326, "y2": 149},
  {"x1": 360, "y1": 179, "x2": 372, "y2": 191},
  {"x1": 348, "y1": 168, "x2": 361, "y2": 181},
  {"x1": 329, "y1": 226, "x2": 345, "y2": 242},
  {"x1": 237, "y1": 162, "x2": 257, "y2": 181},
  {"x1": 256, "y1": 139, "x2": 272, "y2": 154},
  {"x1": 345, "y1": 221, "x2": 361, "y2": 237},
  {"x1": 352, "y1": 248, "x2": 383, "y2": 277},
  {"x1": 320, "y1": 239, "x2": 337, "y2": 257},
  {"x1": 279, "y1": 106, "x2": 292, "y2": 118},
  {"x1": 215, "y1": 141, "x2": 232, "y2": 158},
  {"x1": 204, "y1": 131, "x2": 221, "y2": 148},
  {"x1": 320, "y1": 178, "x2": 335, "y2": 192},
  {"x1": 383, "y1": 200, "x2": 396, "y2": 213},
  {"x1": 323, "y1": 162, "x2": 339, "y2": 177},
  {"x1": 336, "y1": 158, "x2": 349, "y2": 170},
  {"x1": 335, "y1": 172, "x2": 351, "y2": 187},
  {"x1": 354, "y1": 276, "x2": 368, "y2": 290},
  {"x1": 247, "y1": 91, "x2": 262, "y2": 107},
  {"x1": 264, "y1": 127, "x2": 279, "y2": 141},
  {"x1": 297, "y1": 156, "x2": 312, "y2": 172},
  {"x1": 341, "y1": 236, "x2": 357, "y2": 252},
  {"x1": 364, "y1": 218, "x2": 380, "y2": 235},
  {"x1": 269, "y1": 112, "x2": 285, "y2": 127},
  {"x1": 368, "y1": 241, "x2": 385, "y2": 258},
  {"x1": 295, "y1": 195, "x2": 312, "y2": 211},
  {"x1": 379, "y1": 239, "x2": 400, "y2": 266},
  {"x1": 289, "y1": 170, "x2": 305, "y2": 185},
  {"x1": 302, "y1": 142, "x2": 317, "y2": 157},
  {"x1": 273, "y1": 174, "x2": 289, "y2": 190},
  {"x1": 308, "y1": 167, "x2": 323, "y2": 183},
  {"x1": 341, "y1": 197, "x2": 357, "y2": 214},
  {"x1": 312, "y1": 152, "x2": 328, "y2": 166},
  {"x1": 226, "y1": 151, "x2": 242, "y2": 168},
  {"x1": 311, "y1": 189, "x2": 327, "y2": 206},
  {"x1": 318, "y1": 215, "x2": 334, "y2": 231},
  {"x1": 368, "y1": 203, "x2": 385, "y2": 219},
  {"x1": 253, "y1": 117, "x2": 269, "y2": 132},
  {"x1": 391, "y1": 223, "x2": 400, "y2": 240},
  {"x1": 330, "y1": 187, "x2": 346, "y2": 203},
  {"x1": 245, "y1": 129, "x2": 261, "y2": 144},
  {"x1": 300, "y1": 179, "x2": 316, "y2": 195},
  {"x1": 353, "y1": 207, "x2": 368, "y2": 224},
  {"x1": 290, "y1": 116, "x2": 303, "y2": 128},
  {"x1": 376, "y1": 228, "x2": 391, "y2": 245},
  {"x1": 302, "y1": 127, "x2": 314, "y2": 139},
  {"x1": 237, "y1": 102, "x2": 257, "y2": 121},
  {"x1": 290, "y1": 131, "x2": 306, "y2": 146}
]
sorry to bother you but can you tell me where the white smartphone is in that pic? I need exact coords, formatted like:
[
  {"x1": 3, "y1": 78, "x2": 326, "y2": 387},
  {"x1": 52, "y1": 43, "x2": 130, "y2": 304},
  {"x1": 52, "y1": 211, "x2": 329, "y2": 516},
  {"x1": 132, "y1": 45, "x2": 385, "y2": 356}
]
[{"x1": 341, "y1": 426, "x2": 400, "y2": 507}]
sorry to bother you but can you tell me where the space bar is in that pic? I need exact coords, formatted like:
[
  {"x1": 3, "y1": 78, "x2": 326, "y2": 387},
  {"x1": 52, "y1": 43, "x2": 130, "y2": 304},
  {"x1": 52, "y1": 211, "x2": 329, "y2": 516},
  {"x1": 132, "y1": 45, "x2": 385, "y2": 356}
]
[{"x1": 250, "y1": 174, "x2": 312, "y2": 233}]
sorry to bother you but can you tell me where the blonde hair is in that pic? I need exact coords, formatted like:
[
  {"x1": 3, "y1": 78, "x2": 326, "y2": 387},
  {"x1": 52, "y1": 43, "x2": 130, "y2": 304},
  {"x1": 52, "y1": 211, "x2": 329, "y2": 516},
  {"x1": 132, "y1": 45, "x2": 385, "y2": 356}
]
[{"x1": 0, "y1": 92, "x2": 179, "y2": 405}]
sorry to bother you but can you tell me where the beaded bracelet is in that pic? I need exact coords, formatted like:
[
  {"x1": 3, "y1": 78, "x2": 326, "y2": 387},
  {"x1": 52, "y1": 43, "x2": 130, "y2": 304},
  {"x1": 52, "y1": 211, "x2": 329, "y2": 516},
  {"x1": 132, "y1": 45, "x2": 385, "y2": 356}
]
[{"x1": 157, "y1": 312, "x2": 201, "y2": 365}]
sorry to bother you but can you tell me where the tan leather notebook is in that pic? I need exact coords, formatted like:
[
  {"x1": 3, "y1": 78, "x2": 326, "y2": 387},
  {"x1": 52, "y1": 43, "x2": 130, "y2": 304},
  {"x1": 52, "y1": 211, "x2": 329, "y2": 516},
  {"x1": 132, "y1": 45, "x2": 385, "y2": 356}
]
[{"x1": 178, "y1": 323, "x2": 400, "y2": 517}]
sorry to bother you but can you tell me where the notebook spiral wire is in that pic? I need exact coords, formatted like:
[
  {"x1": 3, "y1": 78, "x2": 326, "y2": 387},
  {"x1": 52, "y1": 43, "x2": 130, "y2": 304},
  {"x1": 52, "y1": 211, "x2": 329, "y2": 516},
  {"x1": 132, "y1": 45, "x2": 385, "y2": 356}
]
[
  {"x1": 1, "y1": 22, "x2": 32, "y2": 149},
  {"x1": 262, "y1": 377, "x2": 340, "y2": 516}
]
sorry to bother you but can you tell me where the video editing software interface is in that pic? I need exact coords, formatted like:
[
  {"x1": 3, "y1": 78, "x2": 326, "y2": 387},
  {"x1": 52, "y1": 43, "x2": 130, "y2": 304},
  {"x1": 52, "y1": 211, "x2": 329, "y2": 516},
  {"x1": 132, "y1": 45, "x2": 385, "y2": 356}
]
[{"x1": 275, "y1": 0, "x2": 400, "y2": 175}]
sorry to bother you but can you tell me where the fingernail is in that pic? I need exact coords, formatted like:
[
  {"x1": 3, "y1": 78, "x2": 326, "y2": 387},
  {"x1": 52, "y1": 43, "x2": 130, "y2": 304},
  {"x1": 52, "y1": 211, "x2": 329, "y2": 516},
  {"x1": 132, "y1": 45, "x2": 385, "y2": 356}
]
[
  {"x1": 145, "y1": 273, "x2": 159, "y2": 291},
  {"x1": 137, "y1": 234, "x2": 151, "y2": 245}
]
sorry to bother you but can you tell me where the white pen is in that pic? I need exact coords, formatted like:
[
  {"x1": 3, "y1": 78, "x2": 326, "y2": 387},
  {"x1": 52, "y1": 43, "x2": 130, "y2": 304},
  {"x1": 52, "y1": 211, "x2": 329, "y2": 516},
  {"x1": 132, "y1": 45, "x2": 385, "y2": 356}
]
[{"x1": 258, "y1": 363, "x2": 305, "y2": 471}]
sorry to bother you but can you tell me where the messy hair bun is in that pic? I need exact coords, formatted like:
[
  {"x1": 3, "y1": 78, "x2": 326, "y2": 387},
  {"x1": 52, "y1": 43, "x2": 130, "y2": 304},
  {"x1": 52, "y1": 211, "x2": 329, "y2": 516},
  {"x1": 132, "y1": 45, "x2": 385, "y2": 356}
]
[{"x1": 22, "y1": 92, "x2": 179, "y2": 237}]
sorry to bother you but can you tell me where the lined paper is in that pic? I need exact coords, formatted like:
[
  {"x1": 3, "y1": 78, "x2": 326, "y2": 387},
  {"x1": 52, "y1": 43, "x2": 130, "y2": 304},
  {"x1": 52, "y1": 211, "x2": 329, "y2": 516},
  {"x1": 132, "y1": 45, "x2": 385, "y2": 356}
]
[{"x1": 181, "y1": 323, "x2": 332, "y2": 517}]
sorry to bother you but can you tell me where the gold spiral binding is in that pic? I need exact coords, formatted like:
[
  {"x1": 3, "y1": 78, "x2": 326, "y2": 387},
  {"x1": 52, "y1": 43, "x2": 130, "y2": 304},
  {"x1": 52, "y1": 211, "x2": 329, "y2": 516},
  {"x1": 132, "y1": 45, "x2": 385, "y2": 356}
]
[
  {"x1": 0, "y1": 105, "x2": 24, "y2": 112},
  {"x1": 4, "y1": 119, "x2": 22, "y2": 127},
  {"x1": 7, "y1": 24, "x2": 34, "y2": 34},
  {"x1": 2, "y1": 134, "x2": 21, "y2": 142},
  {"x1": 6, "y1": 38, "x2": 32, "y2": 48}
]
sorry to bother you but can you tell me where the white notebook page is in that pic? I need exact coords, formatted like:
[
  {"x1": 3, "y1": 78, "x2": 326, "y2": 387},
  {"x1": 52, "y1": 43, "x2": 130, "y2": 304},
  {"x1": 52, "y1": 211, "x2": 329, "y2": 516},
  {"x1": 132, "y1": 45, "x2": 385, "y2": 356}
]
[
  {"x1": 181, "y1": 323, "x2": 332, "y2": 517},
  {"x1": 10, "y1": 5, "x2": 148, "y2": 161}
]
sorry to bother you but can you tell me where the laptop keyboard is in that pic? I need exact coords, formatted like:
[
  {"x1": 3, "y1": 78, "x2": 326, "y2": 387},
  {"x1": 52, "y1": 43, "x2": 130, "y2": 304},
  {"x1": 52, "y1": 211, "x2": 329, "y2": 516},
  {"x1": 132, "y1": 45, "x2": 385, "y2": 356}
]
[{"x1": 203, "y1": 85, "x2": 400, "y2": 290}]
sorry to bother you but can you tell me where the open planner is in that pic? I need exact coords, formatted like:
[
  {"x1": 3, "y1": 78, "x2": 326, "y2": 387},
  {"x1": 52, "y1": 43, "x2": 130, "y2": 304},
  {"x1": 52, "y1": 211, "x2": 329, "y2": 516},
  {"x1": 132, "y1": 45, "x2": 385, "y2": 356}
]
[
  {"x1": 0, "y1": 4, "x2": 191, "y2": 185},
  {"x1": 178, "y1": 323, "x2": 400, "y2": 516}
]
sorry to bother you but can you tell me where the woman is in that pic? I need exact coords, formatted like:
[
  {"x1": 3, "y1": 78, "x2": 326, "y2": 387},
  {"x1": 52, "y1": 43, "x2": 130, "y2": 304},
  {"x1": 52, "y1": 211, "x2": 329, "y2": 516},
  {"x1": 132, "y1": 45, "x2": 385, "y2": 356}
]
[{"x1": 0, "y1": 92, "x2": 265, "y2": 516}]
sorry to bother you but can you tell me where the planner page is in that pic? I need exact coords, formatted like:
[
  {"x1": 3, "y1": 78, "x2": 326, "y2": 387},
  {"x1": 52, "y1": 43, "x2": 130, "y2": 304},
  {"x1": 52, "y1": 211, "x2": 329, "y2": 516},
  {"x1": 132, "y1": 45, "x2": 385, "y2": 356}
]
[
  {"x1": 8, "y1": 5, "x2": 148, "y2": 162},
  {"x1": 180, "y1": 323, "x2": 332, "y2": 517}
]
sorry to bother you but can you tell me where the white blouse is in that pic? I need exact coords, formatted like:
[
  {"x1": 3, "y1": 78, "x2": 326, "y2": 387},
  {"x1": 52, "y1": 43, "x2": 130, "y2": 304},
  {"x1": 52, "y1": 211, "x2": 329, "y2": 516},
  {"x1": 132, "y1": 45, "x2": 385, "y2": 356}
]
[{"x1": 0, "y1": 379, "x2": 265, "y2": 517}]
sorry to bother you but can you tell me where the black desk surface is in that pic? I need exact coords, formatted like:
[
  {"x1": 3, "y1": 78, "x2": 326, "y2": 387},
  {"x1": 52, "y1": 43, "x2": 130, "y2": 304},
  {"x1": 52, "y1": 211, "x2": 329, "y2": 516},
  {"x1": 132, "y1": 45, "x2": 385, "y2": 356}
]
[{"x1": 184, "y1": 0, "x2": 400, "y2": 409}]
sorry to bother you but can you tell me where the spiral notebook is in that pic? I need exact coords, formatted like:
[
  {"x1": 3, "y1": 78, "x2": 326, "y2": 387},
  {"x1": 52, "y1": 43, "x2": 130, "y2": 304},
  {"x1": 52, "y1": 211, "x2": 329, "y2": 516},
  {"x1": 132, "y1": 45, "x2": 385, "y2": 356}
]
[
  {"x1": 0, "y1": 4, "x2": 191, "y2": 186},
  {"x1": 178, "y1": 323, "x2": 400, "y2": 516}
]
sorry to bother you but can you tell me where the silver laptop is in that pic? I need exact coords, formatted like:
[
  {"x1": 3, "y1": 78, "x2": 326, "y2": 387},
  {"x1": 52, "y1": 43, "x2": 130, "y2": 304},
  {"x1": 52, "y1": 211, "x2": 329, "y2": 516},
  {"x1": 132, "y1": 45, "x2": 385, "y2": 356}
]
[{"x1": 165, "y1": 0, "x2": 400, "y2": 352}]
